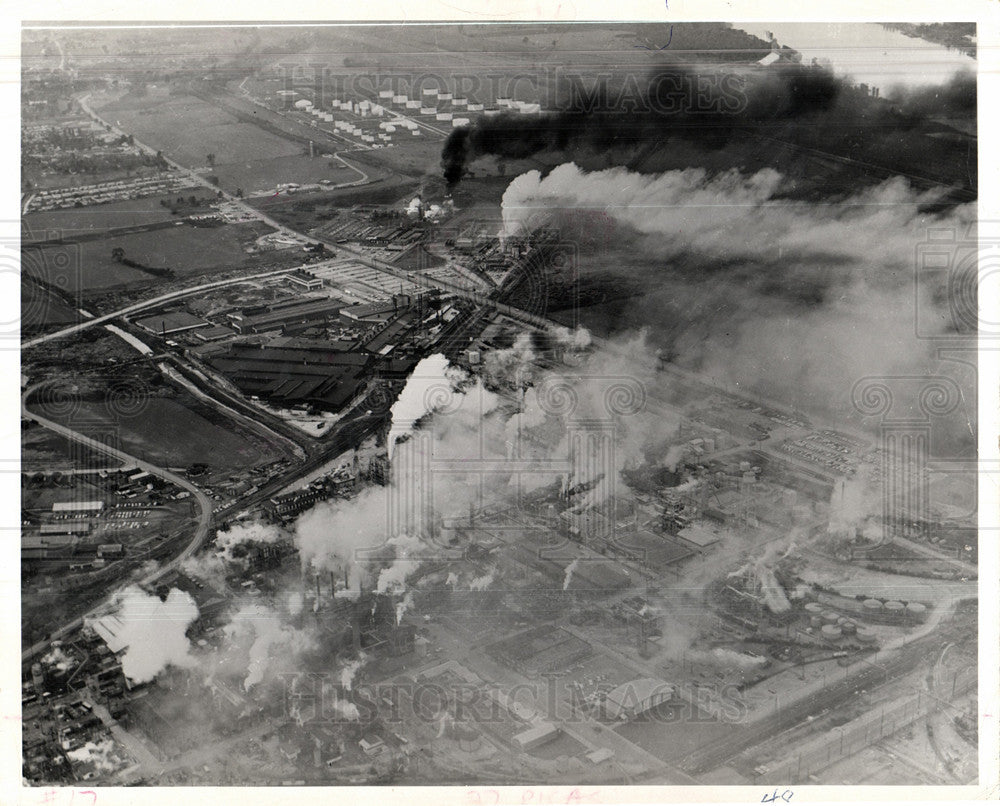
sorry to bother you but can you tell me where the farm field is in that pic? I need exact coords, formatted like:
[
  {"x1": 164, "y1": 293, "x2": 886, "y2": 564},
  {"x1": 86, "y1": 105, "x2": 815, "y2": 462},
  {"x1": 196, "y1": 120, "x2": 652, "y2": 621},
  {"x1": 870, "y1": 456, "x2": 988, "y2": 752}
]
[
  {"x1": 94, "y1": 93, "x2": 304, "y2": 166},
  {"x1": 22, "y1": 192, "x2": 200, "y2": 241},
  {"x1": 22, "y1": 220, "x2": 274, "y2": 293},
  {"x1": 211, "y1": 153, "x2": 359, "y2": 196},
  {"x1": 29, "y1": 394, "x2": 291, "y2": 476}
]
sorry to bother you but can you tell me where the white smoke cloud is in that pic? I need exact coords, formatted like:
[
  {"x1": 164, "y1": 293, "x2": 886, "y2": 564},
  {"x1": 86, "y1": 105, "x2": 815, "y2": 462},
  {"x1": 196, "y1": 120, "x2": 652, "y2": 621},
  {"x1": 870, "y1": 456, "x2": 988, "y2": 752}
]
[
  {"x1": 110, "y1": 586, "x2": 199, "y2": 684},
  {"x1": 388, "y1": 353, "x2": 464, "y2": 458},
  {"x1": 663, "y1": 444, "x2": 687, "y2": 472},
  {"x1": 376, "y1": 532, "x2": 424, "y2": 593},
  {"x1": 689, "y1": 647, "x2": 768, "y2": 670},
  {"x1": 215, "y1": 521, "x2": 285, "y2": 562},
  {"x1": 396, "y1": 590, "x2": 415, "y2": 624},
  {"x1": 42, "y1": 647, "x2": 75, "y2": 672},
  {"x1": 340, "y1": 655, "x2": 365, "y2": 691},
  {"x1": 482, "y1": 331, "x2": 537, "y2": 387},
  {"x1": 552, "y1": 325, "x2": 592, "y2": 351},
  {"x1": 468, "y1": 569, "x2": 496, "y2": 591},
  {"x1": 67, "y1": 739, "x2": 121, "y2": 773},
  {"x1": 562, "y1": 559, "x2": 579, "y2": 591},
  {"x1": 499, "y1": 162, "x2": 976, "y2": 442},
  {"x1": 223, "y1": 602, "x2": 316, "y2": 691},
  {"x1": 828, "y1": 474, "x2": 881, "y2": 538}
]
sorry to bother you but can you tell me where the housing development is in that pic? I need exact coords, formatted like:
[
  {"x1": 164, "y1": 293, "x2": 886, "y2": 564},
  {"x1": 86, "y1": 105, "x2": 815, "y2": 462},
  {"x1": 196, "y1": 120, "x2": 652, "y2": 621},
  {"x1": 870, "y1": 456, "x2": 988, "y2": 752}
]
[{"x1": 19, "y1": 22, "x2": 979, "y2": 788}]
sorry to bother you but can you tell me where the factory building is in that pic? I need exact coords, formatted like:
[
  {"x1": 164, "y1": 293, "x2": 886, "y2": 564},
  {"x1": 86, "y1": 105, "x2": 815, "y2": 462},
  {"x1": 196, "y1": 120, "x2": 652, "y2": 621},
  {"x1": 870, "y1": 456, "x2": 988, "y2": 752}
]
[
  {"x1": 226, "y1": 298, "x2": 344, "y2": 335},
  {"x1": 207, "y1": 338, "x2": 371, "y2": 413},
  {"x1": 52, "y1": 501, "x2": 104, "y2": 514},
  {"x1": 603, "y1": 677, "x2": 674, "y2": 720},
  {"x1": 285, "y1": 269, "x2": 324, "y2": 290},
  {"x1": 512, "y1": 723, "x2": 560, "y2": 751}
]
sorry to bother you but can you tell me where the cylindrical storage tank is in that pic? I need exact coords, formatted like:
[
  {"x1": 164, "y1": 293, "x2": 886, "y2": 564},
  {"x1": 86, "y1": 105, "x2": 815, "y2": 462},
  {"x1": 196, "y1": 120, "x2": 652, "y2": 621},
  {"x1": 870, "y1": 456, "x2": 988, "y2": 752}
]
[
  {"x1": 453, "y1": 97, "x2": 468, "y2": 106},
  {"x1": 809, "y1": 615, "x2": 823, "y2": 628},
  {"x1": 378, "y1": 90, "x2": 393, "y2": 99},
  {"x1": 484, "y1": 108, "x2": 501, "y2": 117},
  {"x1": 420, "y1": 107, "x2": 436, "y2": 115},
  {"x1": 884, "y1": 601, "x2": 905, "y2": 620},
  {"x1": 906, "y1": 602, "x2": 927, "y2": 620},
  {"x1": 392, "y1": 94, "x2": 407, "y2": 104},
  {"x1": 468, "y1": 103, "x2": 484, "y2": 112},
  {"x1": 422, "y1": 87, "x2": 439, "y2": 97},
  {"x1": 856, "y1": 627, "x2": 877, "y2": 644},
  {"x1": 385, "y1": 125, "x2": 396, "y2": 133},
  {"x1": 822, "y1": 611, "x2": 839, "y2": 625},
  {"x1": 862, "y1": 599, "x2": 883, "y2": 614},
  {"x1": 804, "y1": 602, "x2": 823, "y2": 614},
  {"x1": 821, "y1": 624, "x2": 842, "y2": 640},
  {"x1": 406, "y1": 100, "x2": 420, "y2": 109},
  {"x1": 452, "y1": 118, "x2": 470, "y2": 127},
  {"x1": 436, "y1": 112, "x2": 453, "y2": 121},
  {"x1": 841, "y1": 621, "x2": 857, "y2": 636},
  {"x1": 439, "y1": 92, "x2": 453, "y2": 101},
  {"x1": 411, "y1": 129, "x2": 421, "y2": 136}
]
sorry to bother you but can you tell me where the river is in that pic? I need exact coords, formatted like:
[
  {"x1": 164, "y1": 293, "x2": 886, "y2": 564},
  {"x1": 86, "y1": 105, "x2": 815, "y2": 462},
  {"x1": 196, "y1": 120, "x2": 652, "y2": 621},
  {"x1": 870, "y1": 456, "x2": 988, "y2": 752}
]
[{"x1": 732, "y1": 22, "x2": 975, "y2": 91}]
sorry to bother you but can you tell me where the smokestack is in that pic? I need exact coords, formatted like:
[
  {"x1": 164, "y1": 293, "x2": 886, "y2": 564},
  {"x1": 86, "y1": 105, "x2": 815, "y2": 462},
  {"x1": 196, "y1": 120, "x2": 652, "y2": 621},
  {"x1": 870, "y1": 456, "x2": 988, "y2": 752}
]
[
  {"x1": 330, "y1": 571, "x2": 336, "y2": 597},
  {"x1": 315, "y1": 575, "x2": 321, "y2": 604},
  {"x1": 351, "y1": 606, "x2": 362, "y2": 652}
]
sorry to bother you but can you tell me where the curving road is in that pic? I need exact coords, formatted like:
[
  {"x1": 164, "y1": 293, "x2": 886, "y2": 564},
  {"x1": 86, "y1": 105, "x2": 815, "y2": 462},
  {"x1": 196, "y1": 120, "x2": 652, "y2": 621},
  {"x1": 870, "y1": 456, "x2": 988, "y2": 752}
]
[
  {"x1": 20, "y1": 386, "x2": 214, "y2": 662},
  {"x1": 23, "y1": 266, "x2": 300, "y2": 349}
]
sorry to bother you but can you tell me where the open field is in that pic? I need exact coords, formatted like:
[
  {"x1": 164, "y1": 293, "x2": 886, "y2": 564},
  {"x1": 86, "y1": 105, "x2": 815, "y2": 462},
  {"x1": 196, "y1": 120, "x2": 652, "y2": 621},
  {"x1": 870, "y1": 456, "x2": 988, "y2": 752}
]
[
  {"x1": 22, "y1": 220, "x2": 273, "y2": 293},
  {"x1": 211, "y1": 154, "x2": 357, "y2": 196},
  {"x1": 21, "y1": 420, "x2": 122, "y2": 471},
  {"x1": 28, "y1": 394, "x2": 292, "y2": 475},
  {"x1": 94, "y1": 93, "x2": 305, "y2": 166},
  {"x1": 21, "y1": 276, "x2": 82, "y2": 332},
  {"x1": 22, "y1": 192, "x2": 200, "y2": 241}
]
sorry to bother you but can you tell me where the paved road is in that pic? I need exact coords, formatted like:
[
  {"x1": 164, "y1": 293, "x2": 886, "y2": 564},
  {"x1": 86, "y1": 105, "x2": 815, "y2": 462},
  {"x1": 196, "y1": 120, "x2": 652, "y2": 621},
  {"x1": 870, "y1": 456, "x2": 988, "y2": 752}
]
[
  {"x1": 20, "y1": 387, "x2": 214, "y2": 662},
  {"x1": 32, "y1": 93, "x2": 556, "y2": 344},
  {"x1": 22, "y1": 266, "x2": 297, "y2": 349}
]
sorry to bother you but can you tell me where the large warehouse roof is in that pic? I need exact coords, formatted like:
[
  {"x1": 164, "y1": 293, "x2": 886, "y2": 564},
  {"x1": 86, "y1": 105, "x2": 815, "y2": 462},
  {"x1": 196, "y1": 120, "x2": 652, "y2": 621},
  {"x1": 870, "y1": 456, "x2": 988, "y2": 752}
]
[{"x1": 605, "y1": 677, "x2": 673, "y2": 720}]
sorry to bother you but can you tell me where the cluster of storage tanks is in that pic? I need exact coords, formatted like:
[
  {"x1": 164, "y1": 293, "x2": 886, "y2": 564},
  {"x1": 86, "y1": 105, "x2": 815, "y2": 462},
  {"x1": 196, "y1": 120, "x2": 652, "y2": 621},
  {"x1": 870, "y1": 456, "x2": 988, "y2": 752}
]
[
  {"x1": 374, "y1": 87, "x2": 540, "y2": 127},
  {"x1": 286, "y1": 85, "x2": 545, "y2": 143},
  {"x1": 802, "y1": 597, "x2": 928, "y2": 645}
]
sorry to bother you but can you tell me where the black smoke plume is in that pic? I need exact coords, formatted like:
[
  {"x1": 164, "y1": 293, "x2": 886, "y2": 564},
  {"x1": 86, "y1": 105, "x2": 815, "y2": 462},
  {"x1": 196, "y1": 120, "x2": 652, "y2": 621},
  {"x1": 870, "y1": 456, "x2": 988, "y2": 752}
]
[
  {"x1": 441, "y1": 61, "x2": 975, "y2": 195},
  {"x1": 442, "y1": 61, "x2": 841, "y2": 188}
]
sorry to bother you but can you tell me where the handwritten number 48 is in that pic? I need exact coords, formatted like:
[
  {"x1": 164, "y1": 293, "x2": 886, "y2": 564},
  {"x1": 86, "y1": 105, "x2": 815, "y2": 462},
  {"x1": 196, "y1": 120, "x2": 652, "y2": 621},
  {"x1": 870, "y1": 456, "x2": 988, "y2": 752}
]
[{"x1": 762, "y1": 790, "x2": 794, "y2": 803}]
